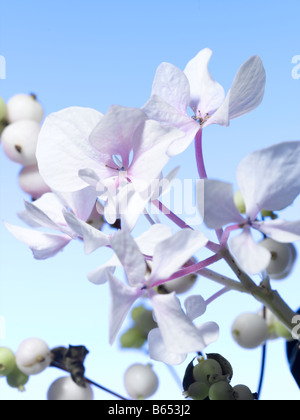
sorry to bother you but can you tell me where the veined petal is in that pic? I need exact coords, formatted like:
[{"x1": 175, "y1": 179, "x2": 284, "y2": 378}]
[
  {"x1": 150, "y1": 229, "x2": 208, "y2": 283},
  {"x1": 108, "y1": 271, "x2": 144, "y2": 345},
  {"x1": 236, "y1": 141, "x2": 300, "y2": 219},
  {"x1": 148, "y1": 328, "x2": 188, "y2": 365},
  {"x1": 4, "y1": 222, "x2": 70, "y2": 260},
  {"x1": 151, "y1": 293, "x2": 218, "y2": 355},
  {"x1": 142, "y1": 95, "x2": 199, "y2": 156},
  {"x1": 63, "y1": 210, "x2": 110, "y2": 254},
  {"x1": 229, "y1": 227, "x2": 271, "y2": 274},
  {"x1": 184, "y1": 48, "x2": 225, "y2": 116},
  {"x1": 24, "y1": 199, "x2": 65, "y2": 232},
  {"x1": 36, "y1": 107, "x2": 104, "y2": 192},
  {"x1": 55, "y1": 187, "x2": 97, "y2": 222},
  {"x1": 198, "y1": 179, "x2": 244, "y2": 229},
  {"x1": 254, "y1": 219, "x2": 300, "y2": 243},
  {"x1": 135, "y1": 224, "x2": 173, "y2": 256},
  {"x1": 149, "y1": 62, "x2": 191, "y2": 114},
  {"x1": 110, "y1": 230, "x2": 146, "y2": 286},
  {"x1": 210, "y1": 55, "x2": 266, "y2": 126}
]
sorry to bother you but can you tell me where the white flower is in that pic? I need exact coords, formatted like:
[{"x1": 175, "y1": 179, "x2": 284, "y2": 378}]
[
  {"x1": 5, "y1": 187, "x2": 97, "y2": 259},
  {"x1": 198, "y1": 141, "x2": 300, "y2": 274},
  {"x1": 143, "y1": 48, "x2": 266, "y2": 156}
]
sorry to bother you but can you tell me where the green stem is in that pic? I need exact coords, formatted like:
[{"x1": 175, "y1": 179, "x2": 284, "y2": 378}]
[{"x1": 221, "y1": 249, "x2": 297, "y2": 333}]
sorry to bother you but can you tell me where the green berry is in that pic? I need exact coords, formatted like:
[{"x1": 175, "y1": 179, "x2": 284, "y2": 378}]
[
  {"x1": 6, "y1": 365, "x2": 29, "y2": 391},
  {"x1": 233, "y1": 384, "x2": 255, "y2": 400},
  {"x1": 209, "y1": 381, "x2": 235, "y2": 401},
  {"x1": 187, "y1": 381, "x2": 210, "y2": 400},
  {"x1": 234, "y1": 190, "x2": 246, "y2": 214},
  {"x1": 0, "y1": 347, "x2": 16, "y2": 377},
  {"x1": 131, "y1": 306, "x2": 157, "y2": 335},
  {"x1": 193, "y1": 358, "x2": 222, "y2": 386},
  {"x1": 120, "y1": 327, "x2": 146, "y2": 348},
  {"x1": 0, "y1": 96, "x2": 6, "y2": 121}
]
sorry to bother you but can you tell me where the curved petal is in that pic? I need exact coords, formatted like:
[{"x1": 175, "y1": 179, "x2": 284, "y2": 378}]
[
  {"x1": 36, "y1": 107, "x2": 104, "y2": 192},
  {"x1": 4, "y1": 222, "x2": 70, "y2": 260},
  {"x1": 184, "y1": 295, "x2": 207, "y2": 321},
  {"x1": 135, "y1": 224, "x2": 173, "y2": 256},
  {"x1": 229, "y1": 227, "x2": 271, "y2": 274},
  {"x1": 210, "y1": 55, "x2": 266, "y2": 126},
  {"x1": 87, "y1": 255, "x2": 120, "y2": 285},
  {"x1": 236, "y1": 141, "x2": 300, "y2": 219},
  {"x1": 151, "y1": 292, "x2": 218, "y2": 355},
  {"x1": 150, "y1": 229, "x2": 208, "y2": 283},
  {"x1": 184, "y1": 48, "x2": 225, "y2": 116},
  {"x1": 108, "y1": 271, "x2": 143, "y2": 345},
  {"x1": 142, "y1": 95, "x2": 199, "y2": 156},
  {"x1": 148, "y1": 328, "x2": 187, "y2": 365},
  {"x1": 110, "y1": 230, "x2": 146, "y2": 286},
  {"x1": 149, "y1": 62, "x2": 191, "y2": 114},
  {"x1": 55, "y1": 187, "x2": 97, "y2": 222},
  {"x1": 198, "y1": 179, "x2": 244, "y2": 229},
  {"x1": 63, "y1": 210, "x2": 110, "y2": 254},
  {"x1": 254, "y1": 219, "x2": 300, "y2": 243}
]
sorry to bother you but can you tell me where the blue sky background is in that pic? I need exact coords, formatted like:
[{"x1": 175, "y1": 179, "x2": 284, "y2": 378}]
[{"x1": 0, "y1": 0, "x2": 300, "y2": 400}]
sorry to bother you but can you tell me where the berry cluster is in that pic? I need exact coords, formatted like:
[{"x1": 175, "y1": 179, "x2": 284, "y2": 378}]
[
  {"x1": 183, "y1": 354, "x2": 256, "y2": 401},
  {"x1": 0, "y1": 94, "x2": 50, "y2": 199}
]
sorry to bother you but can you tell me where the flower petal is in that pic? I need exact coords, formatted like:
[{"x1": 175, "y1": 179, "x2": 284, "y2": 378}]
[
  {"x1": 135, "y1": 224, "x2": 173, "y2": 256},
  {"x1": 149, "y1": 62, "x2": 191, "y2": 114},
  {"x1": 63, "y1": 210, "x2": 110, "y2": 254},
  {"x1": 198, "y1": 179, "x2": 244, "y2": 229},
  {"x1": 254, "y1": 219, "x2": 300, "y2": 243},
  {"x1": 210, "y1": 55, "x2": 266, "y2": 126},
  {"x1": 148, "y1": 328, "x2": 187, "y2": 365},
  {"x1": 142, "y1": 95, "x2": 199, "y2": 156},
  {"x1": 110, "y1": 230, "x2": 146, "y2": 286},
  {"x1": 4, "y1": 222, "x2": 70, "y2": 260},
  {"x1": 151, "y1": 292, "x2": 218, "y2": 355},
  {"x1": 229, "y1": 227, "x2": 271, "y2": 274},
  {"x1": 150, "y1": 229, "x2": 208, "y2": 283},
  {"x1": 107, "y1": 271, "x2": 143, "y2": 344},
  {"x1": 184, "y1": 295, "x2": 207, "y2": 321},
  {"x1": 36, "y1": 107, "x2": 104, "y2": 192},
  {"x1": 236, "y1": 141, "x2": 300, "y2": 219},
  {"x1": 184, "y1": 48, "x2": 225, "y2": 116},
  {"x1": 87, "y1": 255, "x2": 120, "y2": 285},
  {"x1": 55, "y1": 187, "x2": 97, "y2": 222}
]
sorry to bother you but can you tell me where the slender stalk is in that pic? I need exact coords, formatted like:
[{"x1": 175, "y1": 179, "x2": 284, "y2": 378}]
[
  {"x1": 51, "y1": 361, "x2": 128, "y2": 400},
  {"x1": 151, "y1": 199, "x2": 193, "y2": 230},
  {"x1": 221, "y1": 248, "x2": 297, "y2": 333},
  {"x1": 195, "y1": 129, "x2": 207, "y2": 179}
]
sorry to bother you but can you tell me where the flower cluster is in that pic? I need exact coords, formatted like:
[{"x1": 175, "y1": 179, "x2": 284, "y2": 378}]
[{"x1": 2, "y1": 47, "x2": 300, "y2": 383}]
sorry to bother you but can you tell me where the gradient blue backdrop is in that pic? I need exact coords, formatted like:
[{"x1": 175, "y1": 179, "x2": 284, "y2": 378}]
[{"x1": 1, "y1": 0, "x2": 300, "y2": 400}]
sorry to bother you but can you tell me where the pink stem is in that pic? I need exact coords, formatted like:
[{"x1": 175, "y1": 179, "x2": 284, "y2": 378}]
[
  {"x1": 151, "y1": 199, "x2": 193, "y2": 230},
  {"x1": 195, "y1": 129, "x2": 207, "y2": 179},
  {"x1": 151, "y1": 253, "x2": 223, "y2": 289}
]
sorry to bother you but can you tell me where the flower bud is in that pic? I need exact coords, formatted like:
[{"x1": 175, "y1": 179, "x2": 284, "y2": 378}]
[
  {"x1": 120, "y1": 327, "x2": 146, "y2": 349},
  {"x1": 16, "y1": 338, "x2": 52, "y2": 375},
  {"x1": 193, "y1": 358, "x2": 223, "y2": 386},
  {"x1": 47, "y1": 376, "x2": 94, "y2": 400},
  {"x1": 233, "y1": 384, "x2": 255, "y2": 400},
  {"x1": 186, "y1": 381, "x2": 210, "y2": 400},
  {"x1": 6, "y1": 93, "x2": 44, "y2": 124},
  {"x1": 124, "y1": 363, "x2": 159, "y2": 399},
  {"x1": 259, "y1": 238, "x2": 297, "y2": 280},
  {"x1": 232, "y1": 313, "x2": 269, "y2": 349}
]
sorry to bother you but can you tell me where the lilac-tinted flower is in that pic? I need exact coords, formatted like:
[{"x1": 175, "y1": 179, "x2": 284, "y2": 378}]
[
  {"x1": 198, "y1": 141, "x2": 300, "y2": 274},
  {"x1": 143, "y1": 48, "x2": 266, "y2": 155}
]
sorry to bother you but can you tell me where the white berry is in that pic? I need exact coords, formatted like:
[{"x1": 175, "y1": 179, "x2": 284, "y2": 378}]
[
  {"x1": 16, "y1": 338, "x2": 52, "y2": 375},
  {"x1": 259, "y1": 238, "x2": 297, "y2": 280},
  {"x1": 1, "y1": 120, "x2": 40, "y2": 166},
  {"x1": 124, "y1": 363, "x2": 159, "y2": 399},
  {"x1": 18, "y1": 165, "x2": 51, "y2": 199},
  {"x1": 47, "y1": 376, "x2": 94, "y2": 400},
  {"x1": 6, "y1": 93, "x2": 44, "y2": 123},
  {"x1": 232, "y1": 313, "x2": 269, "y2": 349}
]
